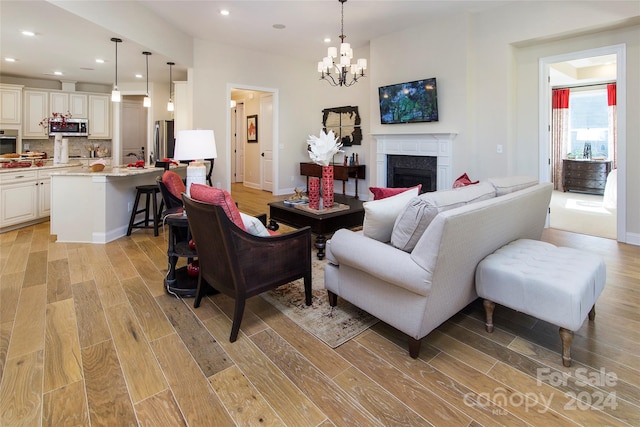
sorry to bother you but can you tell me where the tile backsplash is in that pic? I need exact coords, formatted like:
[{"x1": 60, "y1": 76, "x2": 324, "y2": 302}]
[{"x1": 22, "y1": 137, "x2": 112, "y2": 158}]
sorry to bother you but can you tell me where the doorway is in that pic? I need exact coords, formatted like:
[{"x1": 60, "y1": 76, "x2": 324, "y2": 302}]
[
  {"x1": 539, "y1": 44, "x2": 626, "y2": 242},
  {"x1": 229, "y1": 85, "x2": 278, "y2": 194},
  {"x1": 231, "y1": 101, "x2": 245, "y2": 183},
  {"x1": 121, "y1": 96, "x2": 148, "y2": 163}
]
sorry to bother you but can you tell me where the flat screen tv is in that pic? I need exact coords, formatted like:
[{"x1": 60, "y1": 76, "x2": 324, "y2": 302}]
[{"x1": 378, "y1": 78, "x2": 438, "y2": 124}]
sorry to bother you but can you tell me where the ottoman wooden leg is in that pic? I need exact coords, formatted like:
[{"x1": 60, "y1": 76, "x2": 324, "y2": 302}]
[
  {"x1": 559, "y1": 327, "x2": 574, "y2": 367},
  {"x1": 483, "y1": 299, "x2": 495, "y2": 333},
  {"x1": 588, "y1": 305, "x2": 596, "y2": 321}
]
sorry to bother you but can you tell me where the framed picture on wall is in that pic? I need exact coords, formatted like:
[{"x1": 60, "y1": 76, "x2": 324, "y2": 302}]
[
  {"x1": 321, "y1": 106, "x2": 362, "y2": 146},
  {"x1": 247, "y1": 115, "x2": 258, "y2": 142}
]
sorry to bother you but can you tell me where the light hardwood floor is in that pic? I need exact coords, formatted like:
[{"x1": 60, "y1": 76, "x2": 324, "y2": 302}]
[{"x1": 0, "y1": 183, "x2": 638, "y2": 426}]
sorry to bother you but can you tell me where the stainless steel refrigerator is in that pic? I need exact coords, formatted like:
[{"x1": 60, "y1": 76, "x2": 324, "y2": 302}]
[{"x1": 154, "y1": 120, "x2": 175, "y2": 160}]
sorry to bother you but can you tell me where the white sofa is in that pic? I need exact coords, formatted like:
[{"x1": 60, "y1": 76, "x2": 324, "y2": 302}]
[{"x1": 324, "y1": 177, "x2": 553, "y2": 358}]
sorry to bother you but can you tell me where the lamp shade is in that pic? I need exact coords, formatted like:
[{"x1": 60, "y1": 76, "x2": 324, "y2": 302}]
[{"x1": 173, "y1": 130, "x2": 217, "y2": 160}]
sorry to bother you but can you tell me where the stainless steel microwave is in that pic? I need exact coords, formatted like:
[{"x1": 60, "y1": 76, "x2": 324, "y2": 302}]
[{"x1": 49, "y1": 118, "x2": 88, "y2": 137}]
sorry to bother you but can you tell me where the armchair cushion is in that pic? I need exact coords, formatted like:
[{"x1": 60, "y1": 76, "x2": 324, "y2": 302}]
[
  {"x1": 162, "y1": 170, "x2": 186, "y2": 200},
  {"x1": 362, "y1": 186, "x2": 420, "y2": 242},
  {"x1": 190, "y1": 184, "x2": 246, "y2": 231},
  {"x1": 240, "y1": 212, "x2": 271, "y2": 237}
]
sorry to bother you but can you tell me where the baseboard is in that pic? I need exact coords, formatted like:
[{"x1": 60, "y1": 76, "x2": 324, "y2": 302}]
[{"x1": 625, "y1": 232, "x2": 640, "y2": 246}]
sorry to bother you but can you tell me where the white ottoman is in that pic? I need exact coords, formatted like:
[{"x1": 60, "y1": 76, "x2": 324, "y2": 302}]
[{"x1": 475, "y1": 238, "x2": 606, "y2": 367}]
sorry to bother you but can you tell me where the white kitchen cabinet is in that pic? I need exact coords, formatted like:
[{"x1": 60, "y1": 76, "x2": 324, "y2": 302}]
[
  {"x1": 0, "y1": 170, "x2": 38, "y2": 227},
  {"x1": 0, "y1": 165, "x2": 82, "y2": 229},
  {"x1": 88, "y1": 94, "x2": 111, "y2": 139},
  {"x1": 50, "y1": 91, "x2": 88, "y2": 118},
  {"x1": 0, "y1": 84, "x2": 23, "y2": 124},
  {"x1": 23, "y1": 90, "x2": 49, "y2": 138}
]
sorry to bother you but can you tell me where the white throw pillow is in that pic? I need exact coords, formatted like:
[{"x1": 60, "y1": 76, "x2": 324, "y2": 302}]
[
  {"x1": 362, "y1": 187, "x2": 420, "y2": 242},
  {"x1": 240, "y1": 212, "x2": 271, "y2": 237}
]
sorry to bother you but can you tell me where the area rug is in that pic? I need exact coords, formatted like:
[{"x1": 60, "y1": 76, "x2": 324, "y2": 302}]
[{"x1": 261, "y1": 258, "x2": 378, "y2": 348}]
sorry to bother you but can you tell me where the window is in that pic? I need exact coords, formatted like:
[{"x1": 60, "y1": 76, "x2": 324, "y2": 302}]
[{"x1": 568, "y1": 89, "x2": 609, "y2": 159}]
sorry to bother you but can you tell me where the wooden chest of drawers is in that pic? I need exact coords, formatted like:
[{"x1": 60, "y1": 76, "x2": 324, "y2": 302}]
[{"x1": 562, "y1": 159, "x2": 612, "y2": 195}]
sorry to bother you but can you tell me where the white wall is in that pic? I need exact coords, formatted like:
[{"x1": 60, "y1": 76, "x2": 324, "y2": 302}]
[
  {"x1": 365, "y1": 1, "x2": 639, "y2": 238},
  {"x1": 191, "y1": 39, "x2": 318, "y2": 194}
]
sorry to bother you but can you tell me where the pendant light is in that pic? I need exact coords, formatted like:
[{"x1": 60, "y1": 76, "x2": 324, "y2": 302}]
[
  {"x1": 110, "y1": 37, "x2": 122, "y2": 102},
  {"x1": 143, "y1": 51, "x2": 151, "y2": 108},
  {"x1": 167, "y1": 61, "x2": 175, "y2": 112}
]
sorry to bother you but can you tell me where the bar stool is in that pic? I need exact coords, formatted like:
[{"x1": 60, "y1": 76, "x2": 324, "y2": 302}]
[{"x1": 127, "y1": 184, "x2": 162, "y2": 236}]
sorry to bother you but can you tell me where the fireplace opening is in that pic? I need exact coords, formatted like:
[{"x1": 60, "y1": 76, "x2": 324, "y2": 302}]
[{"x1": 387, "y1": 155, "x2": 437, "y2": 193}]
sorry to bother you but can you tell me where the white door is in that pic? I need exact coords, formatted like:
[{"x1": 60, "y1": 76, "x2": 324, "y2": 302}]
[
  {"x1": 260, "y1": 94, "x2": 273, "y2": 192},
  {"x1": 233, "y1": 103, "x2": 245, "y2": 183}
]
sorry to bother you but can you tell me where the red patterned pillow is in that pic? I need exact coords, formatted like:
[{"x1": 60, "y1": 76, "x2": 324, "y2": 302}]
[
  {"x1": 452, "y1": 173, "x2": 479, "y2": 188},
  {"x1": 189, "y1": 184, "x2": 246, "y2": 231},
  {"x1": 162, "y1": 170, "x2": 186, "y2": 199},
  {"x1": 369, "y1": 184, "x2": 422, "y2": 200}
]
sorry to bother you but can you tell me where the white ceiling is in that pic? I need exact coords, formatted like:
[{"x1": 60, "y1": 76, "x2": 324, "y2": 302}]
[
  {"x1": 1, "y1": 0, "x2": 510, "y2": 87},
  {"x1": 550, "y1": 54, "x2": 617, "y2": 86}
]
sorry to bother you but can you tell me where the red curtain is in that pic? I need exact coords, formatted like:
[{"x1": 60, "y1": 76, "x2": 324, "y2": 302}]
[
  {"x1": 552, "y1": 89, "x2": 570, "y2": 191},
  {"x1": 607, "y1": 83, "x2": 617, "y2": 106},
  {"x1": 553, "y1": 88, "x2": 570, "y2": 109},
  {"x1": 607, "y1": 83, "x2": 617, "y2": 169}
]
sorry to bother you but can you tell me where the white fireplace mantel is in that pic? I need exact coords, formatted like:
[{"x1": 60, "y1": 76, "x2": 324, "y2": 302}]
[{"x1": 372, "y1": 133, "x2": 457, "y2": 190}]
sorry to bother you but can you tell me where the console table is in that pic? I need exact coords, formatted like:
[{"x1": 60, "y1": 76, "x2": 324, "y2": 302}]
[
  {"x1": 300, "y1": 162, "x2": 365, "y2": 198},
  {"x1": 562, "y1": 159, "x2": 612, "y2": 195}
]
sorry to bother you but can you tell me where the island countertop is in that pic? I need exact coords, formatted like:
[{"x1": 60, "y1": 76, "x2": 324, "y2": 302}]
[
  {"x1": 0, "y1": 161, "x2": 83, "y2": 173},
  {"x1": 49, "y1": 164, "x2": 185, "y2": 177}
]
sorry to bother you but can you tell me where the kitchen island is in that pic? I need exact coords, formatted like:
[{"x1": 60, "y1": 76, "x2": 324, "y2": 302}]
[{"x1": 50, "y1": 165, "x2": 186, "y2": 243}]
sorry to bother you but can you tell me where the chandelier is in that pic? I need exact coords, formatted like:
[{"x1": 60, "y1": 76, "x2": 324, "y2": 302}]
[{"x1": 317, "y1": 0, "x2": 367, "y2": 87}]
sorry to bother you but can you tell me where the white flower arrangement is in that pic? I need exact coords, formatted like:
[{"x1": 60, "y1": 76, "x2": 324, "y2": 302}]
[{"x1": 307, "y1": 130, "x2": 344, "y2": 166}]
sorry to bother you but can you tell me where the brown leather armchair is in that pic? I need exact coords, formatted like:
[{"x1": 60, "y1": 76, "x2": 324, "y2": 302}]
[{"x1": 182, "y1": 195, "x2": 312, "y2": 342}]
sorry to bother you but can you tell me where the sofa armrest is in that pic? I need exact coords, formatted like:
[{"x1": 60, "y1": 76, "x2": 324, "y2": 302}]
[{"x1": 329, "y1": 229, "x2": 432, "y2": 296}]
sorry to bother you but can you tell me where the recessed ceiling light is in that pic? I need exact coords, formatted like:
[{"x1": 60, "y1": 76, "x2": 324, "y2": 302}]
[
  {"x1": 220, "y1": 9, "x2": 229, "y2": 16},
  {"x1": 5, "y1": 58, "x2": 16, "y2": 62},
  {"x1": 54, "y1": 71, "x2": 63, "y2": 76},
  {"x1": 273, "y1": 24, "x2": 286, "y2": 30},
  {"x1": 324, "y1": 38, "x2": 331, "y2": 43},
  {"x1": 95, "y1": 59, "x2": 105, "y2": 64},
  {"x1": 21, "y1": 30, "x2": 35, "y2": 37},
  {"x1": 135, "y1": 74, "x2": 143, "y2": 78}
]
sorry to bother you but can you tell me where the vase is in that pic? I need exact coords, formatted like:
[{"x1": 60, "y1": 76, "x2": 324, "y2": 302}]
[
  {"x1": 308, "y1": 177, "x2": 320, "y2": 210},
  {"x1": 322, "y1": 165, "x2": 334, "y2": 209}
]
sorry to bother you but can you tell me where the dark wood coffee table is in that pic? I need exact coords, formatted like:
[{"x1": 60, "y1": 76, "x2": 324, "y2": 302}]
[{"x1": 268, "y1": 194, "x2": 364, "y2": 259}]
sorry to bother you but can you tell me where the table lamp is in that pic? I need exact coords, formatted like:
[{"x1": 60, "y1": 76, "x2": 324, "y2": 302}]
[{"x1": 173, "y1": 129, "x2": 217, "y2": 196}]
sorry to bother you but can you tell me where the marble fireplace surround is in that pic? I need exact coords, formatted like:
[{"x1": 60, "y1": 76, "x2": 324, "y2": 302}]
[{"x1": 372, "y1": 133, "x2": 456, "y2": 191}]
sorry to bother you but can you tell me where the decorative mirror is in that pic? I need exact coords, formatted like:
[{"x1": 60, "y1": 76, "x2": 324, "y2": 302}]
[{"x1": 322, "y1": 106, "x2": 362, "y2": 146}]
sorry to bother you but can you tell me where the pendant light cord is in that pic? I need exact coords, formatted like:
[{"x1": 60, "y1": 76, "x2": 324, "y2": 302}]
[{"x1": 110, "y1": 38, "x2": 122, "y2": 87}]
